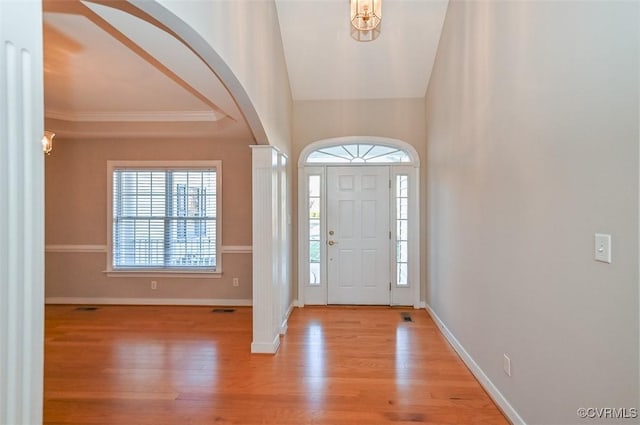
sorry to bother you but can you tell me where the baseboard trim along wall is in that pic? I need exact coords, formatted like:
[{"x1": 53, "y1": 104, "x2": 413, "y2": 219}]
[
  {"x1": 280, "y1": 302, "x2": 295, "y2": 335},
  {"x1": 425, "y1": 305, "x2": 526, "y2": 425},
  {"x1": 45, "y1": 297, "x2": 252, "y2": 306},
  {"x1": 251, "y1": 334, "x2": 281, "y2": 354}
]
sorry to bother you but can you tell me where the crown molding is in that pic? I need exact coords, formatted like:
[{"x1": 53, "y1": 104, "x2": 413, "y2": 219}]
[{"x1": 46, "y1": 109, "x2": 227, "y2": 123}]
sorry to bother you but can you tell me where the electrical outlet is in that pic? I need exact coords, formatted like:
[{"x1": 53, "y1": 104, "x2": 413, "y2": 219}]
[
  {"x1": 151, "y1": 280, "x2": 157, "y2": 290},
  {"x1": 232, "y1": 278, "x2": 239, "y2": 287},
  {"x1": 503, "y1": 354, "x2": 511, "y2": 377}
]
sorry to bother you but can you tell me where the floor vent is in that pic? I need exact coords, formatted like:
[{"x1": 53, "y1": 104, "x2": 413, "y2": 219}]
[
  {"x1": 212, "y1": 308, "x2": 235, "y2": 313},
  {"x1": 74, "y1": 306, "x2": 98, "y2": 311},
  {"x1": 383, "y1": 412, "x2": 425, "y2": 422},
  {"x1": 400, "y1": 312, "x2": 413, "y2": 322}
]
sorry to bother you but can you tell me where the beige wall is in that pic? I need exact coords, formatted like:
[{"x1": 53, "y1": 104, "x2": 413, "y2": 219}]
[
  {"x1": 45, "y1": 137, "x2": 253, "y2": 302},
  {"x1": 292, "y1": 98, "x2": 427, "y2": 301},
  {"x1": 425, "y1": 1, "x2": 639, "y2": 423}
]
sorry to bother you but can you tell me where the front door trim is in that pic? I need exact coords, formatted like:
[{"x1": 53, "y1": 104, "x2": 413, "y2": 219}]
[{"x1": 298, "y1": 137, "x2": 420, "y2": 307}]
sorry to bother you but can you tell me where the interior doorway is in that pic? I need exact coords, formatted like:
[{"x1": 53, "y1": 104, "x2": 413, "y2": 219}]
[{"x1": 298, "y1": 136, "x2": 420, "y2": 307}]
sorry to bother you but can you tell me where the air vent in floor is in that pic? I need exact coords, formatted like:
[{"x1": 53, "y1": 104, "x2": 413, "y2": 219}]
[
  {"x1": 400, "y1": 312, "x2": 413, "y2": 322},
  {"x1": 212, "y1": 308, "x2": 235, "y2": 313},
  {"x1": 74, "y1": 306, "x2": 98, "y2": 311}
]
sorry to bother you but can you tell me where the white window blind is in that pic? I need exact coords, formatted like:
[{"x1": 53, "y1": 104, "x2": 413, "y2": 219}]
[{"x1": 112, "y1": 168, "x2": 217, "y2": 270}]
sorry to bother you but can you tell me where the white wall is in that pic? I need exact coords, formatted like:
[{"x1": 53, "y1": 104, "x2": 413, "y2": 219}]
[
  {"x1": 425, "y1": 1, "x2": 639, "y2": 424},
  {"x1": 152, "y1": 0, "x2": 293, "y2": 156}
]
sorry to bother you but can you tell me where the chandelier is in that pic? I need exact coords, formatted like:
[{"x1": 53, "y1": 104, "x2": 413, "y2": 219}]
[{"x1": 350, "y1": 0, "x2": 381, "y2": 42}]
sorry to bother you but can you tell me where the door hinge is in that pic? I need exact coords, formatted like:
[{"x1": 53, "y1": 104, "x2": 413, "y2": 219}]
[
  {"x1": 389, "y1": 230, "x2": 391, "y2": 239},
  {"x1": 389, "y1": 179, "x2": 392, "y2": 189},
  {"x1": 389, "y1": 282, "x2": 392, "y2": 290}
]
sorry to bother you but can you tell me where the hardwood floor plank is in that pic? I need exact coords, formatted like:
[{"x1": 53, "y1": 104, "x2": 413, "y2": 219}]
[{"x1": 44, "y1": 305, "x2": 508, "y2": 424}]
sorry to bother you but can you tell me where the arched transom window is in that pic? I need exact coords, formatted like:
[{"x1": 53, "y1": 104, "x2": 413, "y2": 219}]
[{"x1": 306, "y1": 143, "x2": 411, "y2": 164}]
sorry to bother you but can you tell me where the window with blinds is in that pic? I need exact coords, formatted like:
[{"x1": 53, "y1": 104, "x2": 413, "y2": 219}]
[{"x1": 110, "y1": 164, "x2": 219, "y2": 271}]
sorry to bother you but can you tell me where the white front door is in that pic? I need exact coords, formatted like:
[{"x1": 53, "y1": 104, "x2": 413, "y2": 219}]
[{"x1": 327, "y1": 166, "x2": 390, "y2": 304}]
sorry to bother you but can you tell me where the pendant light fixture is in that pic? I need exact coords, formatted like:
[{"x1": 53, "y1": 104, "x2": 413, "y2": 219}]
[{"x1": 350, "y1": 0, "x2": 381, "y2": 42}]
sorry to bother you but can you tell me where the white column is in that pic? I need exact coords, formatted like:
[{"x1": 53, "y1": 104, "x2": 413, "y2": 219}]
[
  {"x1": 0, "y1": 1, "x2": 45, "y2": 424},
  {"x1": 250, "y1": 146, "x2": 281, "y2": 353}
]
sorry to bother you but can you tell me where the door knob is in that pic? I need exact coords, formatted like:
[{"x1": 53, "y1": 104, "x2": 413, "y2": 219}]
[{"x1": 328, "y1": 240, "x2": 337, "y2": 246}]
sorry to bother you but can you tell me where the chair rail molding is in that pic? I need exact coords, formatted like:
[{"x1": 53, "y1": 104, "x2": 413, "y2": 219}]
[{"x1": 44, "y1": 244, "x2": 252, "y2": 254}]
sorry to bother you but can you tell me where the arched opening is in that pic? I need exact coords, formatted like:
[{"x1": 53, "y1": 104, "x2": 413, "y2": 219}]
[
  {"x1": 100, "y1": 0, "x2": 269, "y2": 145},
  {"x1": 42, "y1": 0, "x2": 283, "y2": 357},
  {"x1": 298, "y1": 136, "x2": 420, "y2": 307}
]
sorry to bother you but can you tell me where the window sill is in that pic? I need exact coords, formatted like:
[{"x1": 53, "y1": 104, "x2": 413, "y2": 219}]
[{"x1": 104, "y1": 269, "x2": 222, "y2": 279}]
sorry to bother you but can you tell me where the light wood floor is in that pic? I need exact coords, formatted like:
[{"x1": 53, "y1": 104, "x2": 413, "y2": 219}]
[{"x1": 44, "y1": 305, "x2": 509, "y2": 425}]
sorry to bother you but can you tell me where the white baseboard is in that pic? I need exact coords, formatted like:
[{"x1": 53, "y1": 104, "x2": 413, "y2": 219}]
[
  {"x1": 425, "y1": 304, "x2": 526, "y2": 425},
  {"x1": 279, "y1": 321, "x2": 288, "y2": 336},
  {"x1": 45, "y1": 297, "x2": 252, "y2": 307},
  {"x1": 288, "y1": 302, "x2": 295, "y2": 316},
  {"x1": 280, "y1": 302, "x2": 295, "y2": 335},
  {"x1": 251, "y1": 334, "x2": 280, "y2": 354}
]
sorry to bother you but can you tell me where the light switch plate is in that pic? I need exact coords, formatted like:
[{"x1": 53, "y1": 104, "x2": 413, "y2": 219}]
[
  {"x1": 503, "y1": 354, "x2": 511, "y2": 377},
  {"x1": 594, "y1": 233, "x2": 612, "y2": 263}
]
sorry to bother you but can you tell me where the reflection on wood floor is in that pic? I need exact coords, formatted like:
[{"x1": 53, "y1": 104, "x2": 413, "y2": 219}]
[{"x1": 44, "y1": 305, "x2": 508, "y2": 424}]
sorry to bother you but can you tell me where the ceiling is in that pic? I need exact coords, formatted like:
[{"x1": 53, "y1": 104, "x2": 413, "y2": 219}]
[
  {"x1": 43, "y1": 0, "x2": 449, "y2": 139},
  {"x1": 43, "y1": 0, "x2": 251, "y2": 139},
  {"x1": 275, "y1": 0, "x2": 449, "y2": 100}
]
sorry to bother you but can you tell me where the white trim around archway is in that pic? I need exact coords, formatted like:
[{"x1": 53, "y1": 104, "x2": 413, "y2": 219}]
[{"x1": 298, "y1": 136, "x2": 420, "y2": 308}]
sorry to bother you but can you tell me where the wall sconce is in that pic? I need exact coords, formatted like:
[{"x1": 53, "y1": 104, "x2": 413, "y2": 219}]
[
  {"x1": 42, "y1": 131, "x2": 54, "y2": 155},
  {"x1": 350, "y1": 0, "x2": 381, "y2": 42}
]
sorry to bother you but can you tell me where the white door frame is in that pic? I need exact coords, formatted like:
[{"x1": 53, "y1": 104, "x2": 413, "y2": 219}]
[{"x1": 297, "y1": 136, "x2": 420, "y2": 308}]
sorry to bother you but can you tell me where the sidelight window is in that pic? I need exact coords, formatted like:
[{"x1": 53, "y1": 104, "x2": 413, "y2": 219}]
[
  {"x1": 308, "y1": 175, "x2": 321, "y2": 285},
  {"x1": 395, "y1": 175, "x2": 409, "y2": 286}
]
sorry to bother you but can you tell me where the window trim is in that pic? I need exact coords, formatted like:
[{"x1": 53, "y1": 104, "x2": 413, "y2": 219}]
[
  {"x1": 106, "y1": 160, "x2": 222, "y2": 277},
  {"x1": 393, "y1": 173, "x2": 410, "y2": 287},
  {"x1": 307, "y1": 173, "x2": 324, "y2": 287},
  {"x1": 306, "y1": 143, "x2": 411, "y2": 164},
  {"x1": 299, "y1": 136, "x2": 420, "y2": 167}
]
